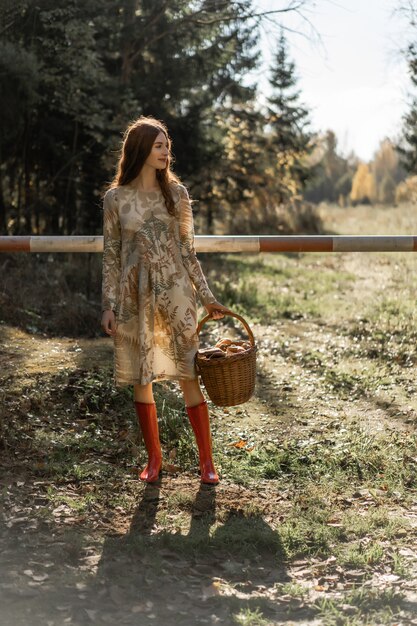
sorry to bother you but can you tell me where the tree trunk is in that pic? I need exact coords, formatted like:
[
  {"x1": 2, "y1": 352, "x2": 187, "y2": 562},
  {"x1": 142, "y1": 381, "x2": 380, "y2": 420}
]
[
  {"x1": 0, "y1": 164, "x2": 7, "y2": 233},
  {"x1": 16, "y1": 168, "x2": 22, "y2": 235},
  {"x1": 34, "y1": 177, "x2": 40, "y2": 234},
  {"x1": 65, "y1": 121, "x2": 79, "y2": 234},
  {"x1": 120, "y1": 0, "x2": 137, "y2": 84},
  {"x1": 24, "y1": 134, "x2": 31, "y2": 233}
]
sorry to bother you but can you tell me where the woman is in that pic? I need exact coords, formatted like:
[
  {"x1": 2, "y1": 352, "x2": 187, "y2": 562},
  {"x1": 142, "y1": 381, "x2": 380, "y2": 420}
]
[{"x1": 101, "y1": 115, "x2": 231, "y2": 485}]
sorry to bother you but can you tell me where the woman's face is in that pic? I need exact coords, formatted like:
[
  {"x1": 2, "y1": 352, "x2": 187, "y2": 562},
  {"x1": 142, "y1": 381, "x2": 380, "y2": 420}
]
[{"x1": 145, "y1": 131, "x2": 170, "y2": 170}]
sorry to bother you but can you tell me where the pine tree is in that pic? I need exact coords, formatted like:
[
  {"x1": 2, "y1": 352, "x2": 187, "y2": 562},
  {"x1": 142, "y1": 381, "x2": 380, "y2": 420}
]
[
  {"x1": 0, "y1": 0, "x2": 263, "y2": 235},
  {"x1": 0, "y1": 0, "x2": 312, "y2": 235},
  {"x1": 266, "y1": 30, "x2": 313, "y2": 204},
  {"x1": 398, "y1": 40, "x2": 417, "y2": 172}
]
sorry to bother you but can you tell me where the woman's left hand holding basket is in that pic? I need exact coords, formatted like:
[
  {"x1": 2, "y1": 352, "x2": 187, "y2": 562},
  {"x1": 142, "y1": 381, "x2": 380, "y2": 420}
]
[{"x1": 205, "y1": 301, "x2": 233, "y2": 320}]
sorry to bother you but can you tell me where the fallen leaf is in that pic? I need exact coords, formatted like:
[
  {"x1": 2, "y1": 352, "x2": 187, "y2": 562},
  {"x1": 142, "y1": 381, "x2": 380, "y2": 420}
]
[
  {"x1": 202, "y1": 581, "x2": 222, "y2": 600},
  {"x1": 164, "y1": 463, "x2": 181, "y2": 474},
  {"x1": 230, "y1": 440, "x2": 247, "y2": 448}
]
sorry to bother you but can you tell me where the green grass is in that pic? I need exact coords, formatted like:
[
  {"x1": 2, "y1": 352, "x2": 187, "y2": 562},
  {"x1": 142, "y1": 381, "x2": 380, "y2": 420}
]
[
  {"x1": 216, "y1": 426, "x2": 417, "y2": 562},
  {"x1": 275, "y1": 581, "x2": 309, "y2": 598},
  {"x1": 207, "y1": 253, "x2": 355, "y2": 324},
  {"x1": 233, "y1": 607, "x2": 270, "y2": 626},
  {"x1": 219, "y1": 426, "x2": 417, "y2": 492},
  {"x1": 337, "y1": 541, "x2": 385, "y2": 568},
  {"x1": 341, "y1": 508, "x2": 410, "y2": 540},
  {"x1": 315, "y1": 587, "x2": 405, "y2": 626},
  {"x1": 279, "y1": 505, "x2": 341, "y2": 559},
  {"x1": 346, "y1": 296, "x2": 417, "y2": 367}
]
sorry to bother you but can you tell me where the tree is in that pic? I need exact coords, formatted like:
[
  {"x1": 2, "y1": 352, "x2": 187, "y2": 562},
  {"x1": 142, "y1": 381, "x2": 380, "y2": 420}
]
[
  {"x1": 266, "y1": 29, "x2": 314, "y2": 204},
  {"x1": 371, "y1": 138, "x2": 405, "y2": 204},
  {"x1": 396, "y1": 2, "x2": 417, "y2": 174},
  {"x1": 304, "y1": 130, "x2": 357, "y2": 204},
  {"x1": 0, "y1": 0, "x2": 316, "y2": 235},
  {"x1": 0, "y1": 0, "x2": 262, "y2": 234},
  {"x1": 208, "y1": 101, "x2": 272, "y2": 233},
  {"x1": 350, "y1": 162, "x2": 376, "y2": 205},
  {"x1": 1, "y1": 0, "x2": 116, "y2": 234}
]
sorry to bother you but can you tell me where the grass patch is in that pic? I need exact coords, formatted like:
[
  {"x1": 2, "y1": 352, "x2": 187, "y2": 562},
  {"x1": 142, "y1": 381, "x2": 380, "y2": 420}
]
[
  {"x1": 337, "y1": 541, "x2": 385, "y2": 568},
  {"x1": 315, "y1": 587, "x2": 405, "y2": 625},
  {"x1": 233, "y1": 607, "x2": 269, "y2": 626},
  {"x1": 275, "y1": 581, "x2": 309, "y2": 598},
  {"x1": 166, "y1": 490, "x2": 195, "y2": 511},
  {"x1": 215, "y1": 427, "x2": 417, "y2": 561},
  {"x1": 219, "y1": 427, "x2": 417, "y2": 494},
  {"x1": 346, "y1": 295, "x2": 417, "y2": 367},
  {"x1": 280, "y1": 503, "x2": 342, "y2": 559},
  {"x1": 206, "y1": 253, "x2": 355, "y2": 324},
  {"x1": 341, "y1": 508, "x2": 410, "y2": 540},
  {"x1": 208, "y1": 510, "x2": 283, "y2": 555}
]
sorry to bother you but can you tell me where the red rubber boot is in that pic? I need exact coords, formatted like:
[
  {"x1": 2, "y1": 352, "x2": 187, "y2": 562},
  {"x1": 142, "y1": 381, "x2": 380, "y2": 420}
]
[
  {"x1": 186, "y1": 400, "x2": 219, "y2": 485},
  {"x1": 134, "y1": 401, "x2": 162, "y2": 483}
]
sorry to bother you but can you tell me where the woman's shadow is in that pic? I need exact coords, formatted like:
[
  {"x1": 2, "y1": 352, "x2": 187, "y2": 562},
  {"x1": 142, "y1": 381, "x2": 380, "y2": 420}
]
[{"x1": 81, "y1": 479, "x2": 296, "y2": 626}]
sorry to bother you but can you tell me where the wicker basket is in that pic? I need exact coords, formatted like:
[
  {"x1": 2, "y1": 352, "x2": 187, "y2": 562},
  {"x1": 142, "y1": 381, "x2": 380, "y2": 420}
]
[{"x1": 195, "y1": 311, "x2": 257, "y2": 407}]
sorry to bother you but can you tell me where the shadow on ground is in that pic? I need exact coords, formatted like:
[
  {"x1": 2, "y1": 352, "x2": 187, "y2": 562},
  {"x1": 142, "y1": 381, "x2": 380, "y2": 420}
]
[{"x1": 1, "y1": 478, "x2": 309, "y2": 626}]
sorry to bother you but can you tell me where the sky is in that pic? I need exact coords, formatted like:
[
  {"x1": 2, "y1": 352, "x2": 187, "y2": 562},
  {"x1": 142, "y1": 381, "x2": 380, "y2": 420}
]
[{"x1": 251, "y1": 0, "x2": 414, "y2": 162}]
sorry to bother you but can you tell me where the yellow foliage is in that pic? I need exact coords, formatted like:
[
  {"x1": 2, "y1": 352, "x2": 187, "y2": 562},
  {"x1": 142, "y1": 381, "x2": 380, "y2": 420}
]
[
  {"x1": 372, "y1": 139, "x2": 400, "y2": 203},
  {"x1": 395, "y1": 176, "x2": 417, "y2": 204},
  {"x1": 350, "y1": 162, "x2": 376, "y2": 203}
]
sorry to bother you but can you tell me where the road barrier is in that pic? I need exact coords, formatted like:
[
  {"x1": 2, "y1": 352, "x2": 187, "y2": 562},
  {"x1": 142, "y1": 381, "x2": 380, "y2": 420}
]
[{"x1": 1, "y1": 235, "x2": 417, "y2": 253}]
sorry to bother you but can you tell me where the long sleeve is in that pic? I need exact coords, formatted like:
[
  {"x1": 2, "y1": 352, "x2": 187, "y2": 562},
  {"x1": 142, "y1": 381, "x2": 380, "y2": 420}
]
[
  {"x1": 178, "y1": 185, "x2": 217, "y2": 308},
  {"x1": 101, "y1": 189, "x2": 121, "y2": 313}
]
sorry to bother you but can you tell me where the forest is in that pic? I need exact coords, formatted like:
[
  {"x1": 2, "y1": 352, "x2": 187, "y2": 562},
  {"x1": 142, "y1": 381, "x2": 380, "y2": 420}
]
[
  {"x1": 2, "y1": 3, "x2": 417, "y2": 625},
  {"x1": 2, "y1": 0, "x2": 416, "y2": 241}
]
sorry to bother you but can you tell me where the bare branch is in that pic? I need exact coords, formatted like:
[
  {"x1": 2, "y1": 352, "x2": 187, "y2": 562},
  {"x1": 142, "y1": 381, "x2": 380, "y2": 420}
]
[
  {"x1": 186, "y1": 1, "x2": 310, "y2": 26},
  {"x1": 394, "y1": 0, "x2": 417, "y2": 28},
  {"x1": 127, "y1": 0, "x2": 316, "y2": 67},
  {"x1": 257, "y1": 0, "x2": 326, "y2": 62}
]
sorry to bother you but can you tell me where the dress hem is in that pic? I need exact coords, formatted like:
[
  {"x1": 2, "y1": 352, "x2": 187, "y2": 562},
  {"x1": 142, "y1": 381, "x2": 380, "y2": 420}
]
[{"x1": 114, "y1": 374, "x2": 199, "y2": 387}]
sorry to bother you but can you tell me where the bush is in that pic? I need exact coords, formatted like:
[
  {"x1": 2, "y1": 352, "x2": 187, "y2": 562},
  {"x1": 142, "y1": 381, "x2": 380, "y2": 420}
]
[{"x1": 395, "y1": 175, "x2": 417, "y2": 204}]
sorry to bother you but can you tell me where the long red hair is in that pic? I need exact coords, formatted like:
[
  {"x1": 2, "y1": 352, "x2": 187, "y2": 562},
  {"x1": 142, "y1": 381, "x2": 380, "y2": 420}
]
[{"x1": 110, "y1": 116, "x2": 180, "y2": 216}]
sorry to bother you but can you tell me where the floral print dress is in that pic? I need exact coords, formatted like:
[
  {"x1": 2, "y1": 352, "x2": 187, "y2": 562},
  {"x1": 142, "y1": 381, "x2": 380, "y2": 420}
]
[{"x1": 101, "y1": 183, "x2": 217, "y2": 386}]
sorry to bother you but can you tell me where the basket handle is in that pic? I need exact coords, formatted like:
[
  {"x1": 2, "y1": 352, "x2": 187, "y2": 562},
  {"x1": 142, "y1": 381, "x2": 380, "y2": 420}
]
[{"x1": 196, "y1": 311, "x2": 255, "y2": 347}]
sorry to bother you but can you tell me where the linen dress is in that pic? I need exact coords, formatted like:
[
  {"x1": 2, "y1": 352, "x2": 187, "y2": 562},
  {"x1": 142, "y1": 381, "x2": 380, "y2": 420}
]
[{"x1": 101, "y1": 182, "x2": 217, "y2": 386}]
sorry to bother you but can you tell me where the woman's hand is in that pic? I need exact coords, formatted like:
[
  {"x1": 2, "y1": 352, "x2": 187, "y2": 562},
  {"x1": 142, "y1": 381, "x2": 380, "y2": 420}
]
[
  {"x1": 101, "y1": 310, "x2": 116, "y2": 336},
  {"x1": 205, "y1": 301, "x2": 233, "y2": 320}
]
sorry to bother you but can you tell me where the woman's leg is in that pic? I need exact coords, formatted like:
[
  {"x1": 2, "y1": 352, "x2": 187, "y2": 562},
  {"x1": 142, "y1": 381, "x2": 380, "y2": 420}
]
[
  {"x1": 178, "y1": 377, "x2": 205, "y2": 408},
  {"x1": 179, "y1": 378, "x2": 219, "y2": 485},
  {"x1": 134, "y1": 382, "x2": 155, "y2": 404},
  {"x1": 133, "y1": 382, "x2": 161, "y2": 482}
]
